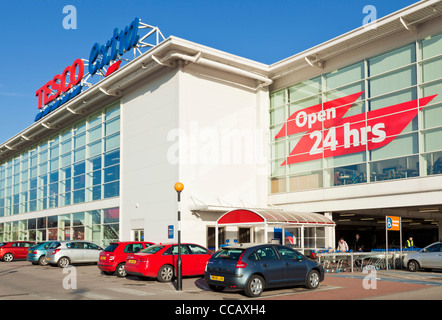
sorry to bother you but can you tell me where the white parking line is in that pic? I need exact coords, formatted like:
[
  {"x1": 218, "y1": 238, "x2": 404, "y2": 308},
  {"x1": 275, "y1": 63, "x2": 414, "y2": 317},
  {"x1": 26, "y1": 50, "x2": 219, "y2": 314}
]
[{"x1": 107, "y1": 287, "x2": 156, "y2": 296}]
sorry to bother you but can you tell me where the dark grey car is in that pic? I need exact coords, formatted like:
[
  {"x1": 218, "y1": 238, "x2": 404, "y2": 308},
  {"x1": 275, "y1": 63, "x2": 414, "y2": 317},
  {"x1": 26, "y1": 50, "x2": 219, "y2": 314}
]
[{"x1": 204, "y1": 243, "x2": 324, "y2": 297}]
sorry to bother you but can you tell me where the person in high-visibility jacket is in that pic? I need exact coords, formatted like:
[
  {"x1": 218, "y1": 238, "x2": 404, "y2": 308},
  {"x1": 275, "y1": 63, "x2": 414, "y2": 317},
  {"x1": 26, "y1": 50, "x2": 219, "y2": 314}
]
[{"x1": 405, "y1": 236, "x2": 414, "y2": 248}]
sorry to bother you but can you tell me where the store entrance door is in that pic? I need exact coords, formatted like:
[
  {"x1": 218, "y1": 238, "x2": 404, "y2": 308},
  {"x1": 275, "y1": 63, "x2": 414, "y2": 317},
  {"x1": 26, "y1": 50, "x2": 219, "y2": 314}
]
[{"x1": 239, "y1": 228, "x2": 251, "y2": 244}]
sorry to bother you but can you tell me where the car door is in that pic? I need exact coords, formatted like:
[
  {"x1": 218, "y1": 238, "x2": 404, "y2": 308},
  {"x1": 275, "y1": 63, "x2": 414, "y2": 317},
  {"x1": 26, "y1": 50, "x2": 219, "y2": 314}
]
[
  {"x1": 421, "y1": 243, "x2": 442, "y2": 268},
  {"x1": 275, "y1": 245, "x2": 307, "y2": 283},
  {"x1": 67, "y1": 242, "x2": 84, "y2": 263},
  {"x1": 9, "y1": 243, "x2": 20, "y2": 258},
  {"x1": 19, "y1": 242, "x2": 33, "y2": 259},
  {"x1": 187, "y1": 244, "x2": 211, "y2": 275},
  {"x1": 254, "y1": 246, "x2": 285, "y2": 287},
  {"x1": 166, "y1": 245, "x2": 193, "y2": 276},
  {"x1": 84, "y1": 242, "x2": 101, "y2": 262}
]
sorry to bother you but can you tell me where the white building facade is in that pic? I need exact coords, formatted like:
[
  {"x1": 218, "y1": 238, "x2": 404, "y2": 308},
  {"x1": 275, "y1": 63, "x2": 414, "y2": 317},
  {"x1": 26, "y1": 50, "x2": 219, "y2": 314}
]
[{"x1": 0, "y1": 0, "x2": 441, "y2": 252}]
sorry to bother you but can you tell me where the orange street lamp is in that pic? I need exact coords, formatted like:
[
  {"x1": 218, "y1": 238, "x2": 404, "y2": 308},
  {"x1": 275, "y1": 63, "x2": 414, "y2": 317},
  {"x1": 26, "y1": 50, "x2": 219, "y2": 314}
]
[{"x1": 174, "y1": 182, "x2": 184, "y2": 290}]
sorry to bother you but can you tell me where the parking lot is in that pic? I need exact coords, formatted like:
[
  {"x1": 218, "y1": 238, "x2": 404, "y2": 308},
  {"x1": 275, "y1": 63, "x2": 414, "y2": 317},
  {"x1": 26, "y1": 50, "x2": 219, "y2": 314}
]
[{"x1": 1, "y1": 260, "x2": 441, "y2": 301}]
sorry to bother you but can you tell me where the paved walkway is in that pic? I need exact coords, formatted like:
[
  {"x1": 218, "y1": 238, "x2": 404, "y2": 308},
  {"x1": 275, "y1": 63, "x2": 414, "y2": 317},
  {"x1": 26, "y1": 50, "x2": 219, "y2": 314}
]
[{"x1": 263, "y1": 270, "x2": 442, "y2": 300}]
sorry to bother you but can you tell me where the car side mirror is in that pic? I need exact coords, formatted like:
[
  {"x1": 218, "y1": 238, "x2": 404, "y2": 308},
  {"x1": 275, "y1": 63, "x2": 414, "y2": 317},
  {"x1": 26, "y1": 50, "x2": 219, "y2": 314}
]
[
  {"x1": 422, "y1": 248, "x2": 427, "y2": 253},
  {"x1": 297, "y1": 255, "x2": 303, "y2": 260}
]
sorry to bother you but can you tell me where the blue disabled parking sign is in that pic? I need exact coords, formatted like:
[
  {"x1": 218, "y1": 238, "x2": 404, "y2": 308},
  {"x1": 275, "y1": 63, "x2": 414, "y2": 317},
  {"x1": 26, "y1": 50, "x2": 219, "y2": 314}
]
[{"x1": 168, "y1": 225, "x2": 174, "y2": 239}]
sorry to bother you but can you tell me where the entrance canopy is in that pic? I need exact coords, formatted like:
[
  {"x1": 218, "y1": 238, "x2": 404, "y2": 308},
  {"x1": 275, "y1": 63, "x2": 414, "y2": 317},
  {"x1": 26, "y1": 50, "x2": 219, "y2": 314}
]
[
  {"x1": 214, "y1": 208, "x2": 335, "y2": 251},
  {"x1": 216, "y1": 209, "x2": 335, "y2": 227}
]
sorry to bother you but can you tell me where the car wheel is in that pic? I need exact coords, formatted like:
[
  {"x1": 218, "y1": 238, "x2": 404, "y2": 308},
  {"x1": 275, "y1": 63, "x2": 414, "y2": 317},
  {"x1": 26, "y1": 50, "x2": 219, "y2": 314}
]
[
  {"x1": 3, "y1": 253, "x2": 14, "y2": 262},
  {"x1": 57, "y1": 257, "x2": 71, "y2": 268},
  {"x1": 38, "y1": 255, "x2": 48, "y2": 266},
  {"x1": 408, "y1": 260, "x2": 419, "y2": 272},
  {"x1": 157, "y1": 264, "x2": 174, "y2": 282},
  {"x1": 305, "y1": 270, "x2": 320, "y2": 289},
  {"x1": 115, "y1": 263, "x2": 127, "y2": 277},
  {"x1": 244, "y1": 275, "x2": 265, "y2": 297}
]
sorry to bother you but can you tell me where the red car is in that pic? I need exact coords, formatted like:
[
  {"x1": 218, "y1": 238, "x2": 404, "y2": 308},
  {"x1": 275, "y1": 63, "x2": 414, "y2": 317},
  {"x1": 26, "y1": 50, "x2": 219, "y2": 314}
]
[
  {"x1": 125, "y1": 243, "x2": 213, "y2": 282},
  {"x1": 98, "y1": 241, "x2": 154, "y2": 277},
  {"x1": 0, "y1": 241, "x2": 36, "y2": 262}
]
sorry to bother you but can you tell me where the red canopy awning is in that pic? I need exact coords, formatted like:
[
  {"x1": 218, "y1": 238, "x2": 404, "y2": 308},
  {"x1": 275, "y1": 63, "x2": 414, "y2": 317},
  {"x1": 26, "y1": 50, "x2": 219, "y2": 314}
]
[{"x1": 216, "y1": 208, "x2": 334, "y2": 226}]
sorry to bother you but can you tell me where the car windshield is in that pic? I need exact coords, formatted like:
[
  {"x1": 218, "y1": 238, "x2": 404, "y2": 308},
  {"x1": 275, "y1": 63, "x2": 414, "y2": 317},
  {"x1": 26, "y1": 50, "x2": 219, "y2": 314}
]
[
  {"x1": 212, "y1": 248, "x2": 245, "y2": 260},
  {"x1": 104, "y1": 244, "x2": 119, "y2": 252},
  {"x1": 140, "y1": 245, "x2": 164, "y2": 254}
]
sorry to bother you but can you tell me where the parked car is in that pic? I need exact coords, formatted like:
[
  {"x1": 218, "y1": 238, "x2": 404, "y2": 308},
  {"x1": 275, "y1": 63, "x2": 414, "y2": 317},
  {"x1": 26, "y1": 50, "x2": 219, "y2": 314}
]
[
  {"x1": 404, "y1": 241, "x2": 442, "y2": 272},
  {"x1": 27, "y1": 241, "x2": 54, "y2": 266},
  {"x1": 125, "y1": 243, "x2": 212, "y2": 282},
  {"x1": 98, "y1": 241, "x2": 154, "y2": 277},
  {"x1": 204, "y1": 243, "x2": 324, "y2": 297},
  {"x1": 45, "y1": 240, "x2": 103, "y2": 267},
  {"x1": 0, "y1": 241, "x2": 36, "y2": 262}
]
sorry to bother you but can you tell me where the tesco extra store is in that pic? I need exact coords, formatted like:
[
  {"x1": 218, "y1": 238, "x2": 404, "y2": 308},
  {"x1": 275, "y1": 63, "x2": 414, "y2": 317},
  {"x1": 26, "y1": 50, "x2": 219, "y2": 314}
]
[{"x1": 0, "y1": 0, "x2": 441, "y2": 253}]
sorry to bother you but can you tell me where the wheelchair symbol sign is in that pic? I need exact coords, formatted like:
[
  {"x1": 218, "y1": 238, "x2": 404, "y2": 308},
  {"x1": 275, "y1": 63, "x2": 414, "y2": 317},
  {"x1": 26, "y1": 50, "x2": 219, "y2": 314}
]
[{"x1": 386, "y1": 216, "x2": 400, "y2": 231}]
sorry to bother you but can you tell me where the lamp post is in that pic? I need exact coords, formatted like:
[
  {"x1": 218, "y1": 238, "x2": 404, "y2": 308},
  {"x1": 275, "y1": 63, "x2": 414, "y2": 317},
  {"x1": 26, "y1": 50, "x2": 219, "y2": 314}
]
[{"x1": 174, "y1": 182, "x2": 184, "y2": 291}]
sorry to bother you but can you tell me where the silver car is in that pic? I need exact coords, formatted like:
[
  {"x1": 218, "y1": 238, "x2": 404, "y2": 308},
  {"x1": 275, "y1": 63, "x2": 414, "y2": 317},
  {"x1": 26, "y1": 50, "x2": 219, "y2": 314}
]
[
  {"x1": 404, "y1": 241, "x2": 442, "y2": 272},
  {"x1": 46, "y1": 241, "x2": 103, "y2": 268}
]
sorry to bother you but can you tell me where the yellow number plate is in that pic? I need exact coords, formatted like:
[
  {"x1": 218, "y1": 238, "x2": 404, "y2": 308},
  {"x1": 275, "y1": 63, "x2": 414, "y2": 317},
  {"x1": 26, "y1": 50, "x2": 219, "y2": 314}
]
[
  {"x1": 210, "y1": 275, "x2": 224, "y2": 281},
  {"x1": 100, "y1": 256, "x2": 107, "y2": 260},
  {"x1": 128, "y1": 259, "x2": 136, "y2": 264}
]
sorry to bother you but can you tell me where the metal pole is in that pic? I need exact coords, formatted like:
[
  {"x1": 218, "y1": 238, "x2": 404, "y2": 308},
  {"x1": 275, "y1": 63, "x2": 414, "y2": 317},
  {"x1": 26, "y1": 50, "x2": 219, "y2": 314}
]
[
  {"x1": 177, "y1": 190, "x2": 182, "y2": 291},
  {"x1": 385, "y1": 216, "x2": 388, "y2": 270},
  {"x1": 399, "y1": 217, "x2": 403, "y2": 269}
]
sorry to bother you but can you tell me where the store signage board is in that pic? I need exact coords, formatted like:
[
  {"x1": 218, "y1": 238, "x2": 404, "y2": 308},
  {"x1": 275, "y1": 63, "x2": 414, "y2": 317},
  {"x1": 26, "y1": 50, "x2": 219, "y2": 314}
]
[
  {"x1": 385, "y1": 215, "x2": 402, "y2": 269},
  {"x1": 386, "y1": 216, "x2": 400, "y2": 231},
  {"x1": 276, "y1": 92, "x2": 438, "y2": 166},
  {"x1": 34, "y1": 18, "x2": 165, "y2": 122}
]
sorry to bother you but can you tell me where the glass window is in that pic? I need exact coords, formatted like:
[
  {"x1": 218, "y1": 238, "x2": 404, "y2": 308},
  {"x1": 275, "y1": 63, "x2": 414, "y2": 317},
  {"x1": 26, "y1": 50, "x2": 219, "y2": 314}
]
[
  {"x1": 325, "y1": 62, "x2": 364, "y2": 90},
  {"x1": 88, "y1": 125, "x2": 102, "y2": 143},
  {"x1": 369, "y1": 44, "x2": 415, "y2": 76},
  {"x1": 369, "y1": 66, "x2": 416, "y2": 98},
  {"x1": 105, "y1": 133, "x2": 120, "y2": 151},
  {"x1": 255, "y1": 247, "x2": 279, "y2": 260},
  {"x1": 275, "y1": 246, "x2": 300, "y2": 259},
  {"x1": 104, "y1": 150, "x2": 120, "y2": 168},
  {"x1": 105, "y1": 117, "x2": 120, "y2": 136},
  {"x1": 104, "y1": 181, "x2": 119, "y2": 198},
  {"x1": 421, "y1": 32, "x2": 442, "y2": 60},
  {"x1": 370, "y1": 133, "x2": 418, "y2": 161},
  {"x1": 289, "y1": 77, "x2": 321, "y2": 102},
  {"x1": 104, "y1": 165, "x2": 119, "y2": 183},
  {"x1": 270, "y1": 89, "x2": 285, "y2": 108}
]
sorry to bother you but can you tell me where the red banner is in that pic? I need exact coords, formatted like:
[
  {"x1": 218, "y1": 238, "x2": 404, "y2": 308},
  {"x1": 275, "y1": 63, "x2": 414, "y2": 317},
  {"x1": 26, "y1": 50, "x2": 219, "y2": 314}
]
[{"x1": 276, "y1": 92, "x2": 437, "y2": 166}]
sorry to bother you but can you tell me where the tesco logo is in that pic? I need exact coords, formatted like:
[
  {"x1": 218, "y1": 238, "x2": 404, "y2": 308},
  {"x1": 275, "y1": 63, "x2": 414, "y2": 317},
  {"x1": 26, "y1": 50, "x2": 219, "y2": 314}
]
[
  {"x1": 34, "y1": 18, "x2": 141, "y2": 122},
  {"x1": 35, "y1": 59, "x2": 84, "y2": 110}
]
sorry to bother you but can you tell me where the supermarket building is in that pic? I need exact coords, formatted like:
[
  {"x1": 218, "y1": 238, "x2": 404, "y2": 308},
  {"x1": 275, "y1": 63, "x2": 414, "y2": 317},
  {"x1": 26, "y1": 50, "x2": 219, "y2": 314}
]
[{"x1": 0, "y1": 0, "x2": 442, "y2": 252}]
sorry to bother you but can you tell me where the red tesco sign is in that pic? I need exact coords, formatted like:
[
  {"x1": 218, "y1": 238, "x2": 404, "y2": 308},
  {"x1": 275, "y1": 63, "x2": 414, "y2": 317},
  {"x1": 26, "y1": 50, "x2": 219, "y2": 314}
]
[{"x1": 35, "y1": 58, "x2": 85, "y2": 109}]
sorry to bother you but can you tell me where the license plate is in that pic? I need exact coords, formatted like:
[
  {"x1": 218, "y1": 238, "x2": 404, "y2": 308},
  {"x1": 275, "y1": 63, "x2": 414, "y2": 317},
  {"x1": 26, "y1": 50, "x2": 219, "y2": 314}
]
[
  {"x1": 100, "y1": 256, "x2": 107, "y2": 260},
  {"x1": 128, "y1": 259, "x2": 136, "y2": 264},
  {"x1": 210, "y1": 275, "x2": 224, "y2": 282}
]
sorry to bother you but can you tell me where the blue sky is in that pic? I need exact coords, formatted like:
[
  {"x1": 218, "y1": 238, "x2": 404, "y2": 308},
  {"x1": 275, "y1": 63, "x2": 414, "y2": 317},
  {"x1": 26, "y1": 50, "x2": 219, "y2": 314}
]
[{"x1": 0, "y1": 0, "x2": 418, "y2": 143}]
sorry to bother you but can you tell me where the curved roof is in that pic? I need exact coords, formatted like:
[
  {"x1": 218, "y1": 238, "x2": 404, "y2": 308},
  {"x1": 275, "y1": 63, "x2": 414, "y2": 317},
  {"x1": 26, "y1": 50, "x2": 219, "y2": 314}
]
[{"x1": 217, "y1": 209, "x2": 334, "y2": 226}]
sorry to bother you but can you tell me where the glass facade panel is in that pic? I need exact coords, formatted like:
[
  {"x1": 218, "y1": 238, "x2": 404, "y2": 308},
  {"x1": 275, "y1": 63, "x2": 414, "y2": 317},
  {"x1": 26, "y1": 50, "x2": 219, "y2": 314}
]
[
  {"x1": 269, "y1": 32, "x2": 442, "y2": 193},
  {"x1": 0, "y1": 103, "x2": 120, "y2": 216},
  {"x1": 0, "y1": 207, "x2": 119, "y2": 246}
]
